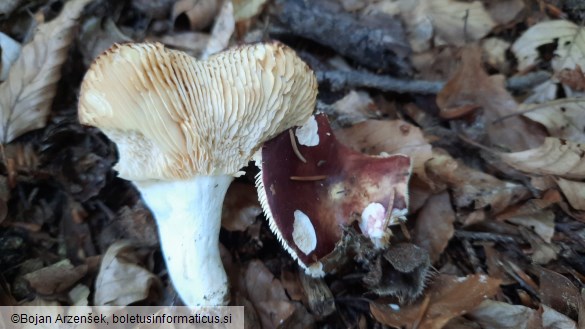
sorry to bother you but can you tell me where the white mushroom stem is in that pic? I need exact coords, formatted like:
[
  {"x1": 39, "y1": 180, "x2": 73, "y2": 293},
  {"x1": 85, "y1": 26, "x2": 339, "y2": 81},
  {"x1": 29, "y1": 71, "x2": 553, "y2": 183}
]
[{"x1": 134, "y1": 175, "x2": 233, "y2": 306}]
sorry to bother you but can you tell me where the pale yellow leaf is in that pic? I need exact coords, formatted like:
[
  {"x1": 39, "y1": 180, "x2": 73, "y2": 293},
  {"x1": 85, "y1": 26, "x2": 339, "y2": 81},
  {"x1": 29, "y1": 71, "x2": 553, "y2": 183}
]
[
  {"x1": 522, "y1": 98, "x2": 585, "y2": 143},
  {"x1": 94, "y1": 241, "x2": 162, "y2": 306},
  {"x1": 499, "y1": 138, "x2": 585, "y2": 179},
  {"x1": 0, "y1": 0, "x2": 92, "y2": 142},
  {"x1": 556, "y1": 178, "x2": 585, "y2": 211},
  {"x1": 232, "y1": 0, "x2": 267, "y2": 22},
  {"x1": 512, "y1": 20, "x2": 585, "y2": 72}
]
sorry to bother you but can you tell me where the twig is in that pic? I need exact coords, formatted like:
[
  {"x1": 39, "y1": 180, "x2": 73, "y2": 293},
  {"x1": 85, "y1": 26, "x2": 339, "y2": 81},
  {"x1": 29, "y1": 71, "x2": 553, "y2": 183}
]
[
  {"x1": 317, "y1": 69, "x2": 551, "y2": 94},
  {"x1": 455, "y1": 230, "x2": 519, "y2": 244},
  {"x1": 461, "y1": 238, "x2": 485, "y2": 274}
]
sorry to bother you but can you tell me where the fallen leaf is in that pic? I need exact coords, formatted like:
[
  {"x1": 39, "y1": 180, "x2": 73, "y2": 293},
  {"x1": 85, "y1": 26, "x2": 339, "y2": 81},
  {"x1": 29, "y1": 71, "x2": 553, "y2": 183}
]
[
  {"x1": 221, "y1": 182, "x2": 261, "y2": 232},
  {"x1": 370, "y1": 274, "x2": 501, "y2": 329},
  {"x1": 484, "y1": 0, "x2": 524, "y2": 26},
  {"x1": 242, "y1": 260, "x2": 295, "y2": 329},
  {"x1": 522, "y1": 98, "x2": 585, "y2": 143},
  {"x1": 400, "y1": 0, "x2": 495, "y2": 52},
  {"x1": 148, "y1": 32, "x2": 210, "y2": 57},
  {"x1": 24, "y1": 259, "x2": 87, "y2": 296},
  {"x1": 327, "y1": 90, "x2": 376, "y2": 125},
  {"x1": 519, "y1": 227, "x2": 558, "y2": 265},
  {"x1": 556, "y1": 178, "x2": 585, "y2": 210},
  {"x1": 0, "y1": 0, "x2": 91, "y2": 142},
  {"x1": 0, "y1": 32, "x2": 21, "y2": 81},
  {"x1": 436, "y1": 45, "x2": 545, "y2": 151},
  {"x1": 512, "y1": 20, "x2": 585, "y2": 73},
  {"x1": 233, "y1": 0, "x2": 267, "y2": 22},
  {"x1": 499, "y1": 138, "x2": 585, "y2": 179},
  {"x1": 94, "y1": 241, "x2": 162, "y2": 306},
  {"x1": 539, "y1": 268, "x2": 580, "y2": 318},
  {"x1": 68, "y1": 284, "x2": 90, "y2": 306},
  {"x1": 413, "y1": 191, "x2": 455, "y2": 263},
  {"x1": 469, "y1": 300, "x2": 541, "y2": 329},
  {"x1": 542, "y1": 305, "x2": 577, "y2": 329},
  {"x1": 172, "y1": 0, "x2": 220, "y2": 30},
  {"x1": 496, "y1": 198, "x2": 556, "y2": 243},
  {"x1": 202, "y1": 0, "x2": 235, "y2": 59},
  {"x1": 426, "y1": 152, "x2": 530, "y2": 213},
  {"x1": 335, "y1": 119, "x2": 432, "y2": 177}
]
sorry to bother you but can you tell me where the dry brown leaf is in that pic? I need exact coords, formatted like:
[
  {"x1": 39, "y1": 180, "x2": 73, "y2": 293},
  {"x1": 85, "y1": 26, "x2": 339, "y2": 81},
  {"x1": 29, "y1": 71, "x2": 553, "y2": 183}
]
[
  {"x1": 496, "y1": 198, "x2": 556, "y2": 243},
  {"x1": 370, "y1": 274, "x2": 501, "y2": 329},
  {"x1": 539, "y1": 268, "x2": 580, "y2": 318},
  {"x1": 499, "y1": 138, "x2": 585, "y2": 179},
  {"x1": 512, "y1": 20, "x2": 585, "y2": 73},
  {"x1": 24, "y1": 259, "x2": 87, "y2": 296},
  {"x1": 522, "y1": 98, "x2": 585, "y2": 143},
  {"x1": 426, "y1": 152, "x2": 530, "y2": 213},
  {"x1": 469, "y1": 300, "x2": 541, "y2": 329},
  {"x1": 556, "y1": 178, "x2": 585, "y2": 211},
  {"x1": 202, "y1": 0, "x2": 235, "y2": 59},
  {"x1": 242, "y1": 260, "x2": 295, "y2": 329},
  {"x1": 94, "y1": 241, "x2": 162, "y2": 306},
  {"x1": 221, "y1": 182, "x2": 261, "y2": 232},
  {"x1": 400, "y1": 0, "x2": 495, "y2": 52},
  {"x1": 437, "y1": 45, "x2": 545, "y2": 151},
  {"x1": 413, "y1": 191, "x2": 455, "y2": 263},
  {"x1": 335, "y1": 119, "x2": 432, "y2": 177},
  {"x1": 172, "y1": 0, "x2": 220, "y2": 30},
  {"x1": 0, "y1": 0, "x2": 91, "y2": 142}
]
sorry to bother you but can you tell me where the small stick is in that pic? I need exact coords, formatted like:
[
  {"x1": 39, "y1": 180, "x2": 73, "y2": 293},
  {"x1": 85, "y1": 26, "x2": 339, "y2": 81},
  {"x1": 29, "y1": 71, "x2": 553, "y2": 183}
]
[
  {"x1": 290, "y1": 175, "x2": 328, "y2": 181},
  {"x1": 289, "y1": 129, "x2": 307, "y2": 163}
]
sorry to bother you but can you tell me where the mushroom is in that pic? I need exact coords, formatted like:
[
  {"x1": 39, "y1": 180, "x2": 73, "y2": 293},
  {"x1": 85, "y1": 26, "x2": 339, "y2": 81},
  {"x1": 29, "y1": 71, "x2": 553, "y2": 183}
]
[
  {"x1": 78, "y1": 42, "x2": 317, "y2": 306},
  {"x1": 255, "y1": 114, "x2": 412, "y2": 276}
]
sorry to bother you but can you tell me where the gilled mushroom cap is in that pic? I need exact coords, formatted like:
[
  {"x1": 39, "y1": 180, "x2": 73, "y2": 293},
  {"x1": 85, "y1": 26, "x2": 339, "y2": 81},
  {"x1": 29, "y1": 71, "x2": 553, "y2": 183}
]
[{"x1": 78, "y1": 42, "x2": 317, "y2": 181}]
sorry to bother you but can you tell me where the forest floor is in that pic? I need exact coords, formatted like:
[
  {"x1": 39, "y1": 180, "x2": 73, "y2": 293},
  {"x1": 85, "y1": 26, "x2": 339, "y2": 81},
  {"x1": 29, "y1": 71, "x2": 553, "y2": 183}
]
[{"x1": 1, "y1": 0, "x2": 585, "y2": 328}]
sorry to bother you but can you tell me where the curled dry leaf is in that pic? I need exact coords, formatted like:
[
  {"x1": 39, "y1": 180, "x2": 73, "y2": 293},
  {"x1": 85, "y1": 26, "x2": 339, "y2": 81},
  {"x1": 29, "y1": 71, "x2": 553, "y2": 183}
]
[
  {"x1": 496, "y1": 198, "x2": 556, "y2": 243},
  {"x1": 557, "y1": 65, "x2": 585, "y2": 91},
  {"x1": 481, "y1": 37, "x2": 511, "y2": 73},
  {"x1": 413, "y1": 191, "x2": 455, "y2": 263},
  {"x1": 335, "y1": 119, "x2": 432, "y2": 177},
  {"x1": 400, "y1": 0, "x2": 495, "y2": 52},
  {"x1": 556, "y1": 178, "x2": 585, "y2": 211},
  {"x1": 24, "y1": 259, "x2": 87, "y2": 296},
  {"x1": 172, "y1": 0, "x2": 220, "y2": 30},
  {"x1": 370, "y1": 274, "x2": 501, "y2": 329},
  {"x1": 0, "y1": 0, "x2": 91, "y2": 143},
  {"x1": 522, "y1": 98, "x2": 585, "y2": 143},
  {"x1": 499, "y1": 138, "x2": 585, "y2": 179},
  {"x1": 201, "y1": 0, "x2": 235, "y2": 59},
  {"x1": 437, "y1": 45, "x2": 545, "y2": 151},
  {"x1": 512, "y1": 20, "x2": 585, "y2": 73},
  {"x1": 539, "y1": 268, "x2": 580, "y2": 318},
  {"x1": 148, "y1": 32, "x2": 210, "y2": 57},
  {"x1": 94, "y1": 241, "x2": 162, "y2": 306},
  {"x1": 326, "y1": 90, "x2": 376, "y2": 125},
  {"x1": 426, "y1": 152, "x2": 530, "y2": 213}
]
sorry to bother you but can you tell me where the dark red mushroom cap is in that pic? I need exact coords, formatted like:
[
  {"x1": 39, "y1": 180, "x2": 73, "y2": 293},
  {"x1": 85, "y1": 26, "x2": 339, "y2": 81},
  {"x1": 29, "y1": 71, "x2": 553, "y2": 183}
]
[{"x1": 255, "y1": 114, "x2": 412, "y2": 276}]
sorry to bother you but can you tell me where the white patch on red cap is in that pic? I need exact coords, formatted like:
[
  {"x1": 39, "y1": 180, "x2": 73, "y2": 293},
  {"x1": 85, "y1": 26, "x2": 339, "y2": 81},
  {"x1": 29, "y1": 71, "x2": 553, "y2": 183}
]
[
  {"x1": 359, "y1": 202, "x2": 387, "y2": 247},
  {"x1": 295, "y1": 116, "x2": 319, "y2": 146},
  {"x1": 292, "y1": 210, "x2": 317, "y2": 255}
]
